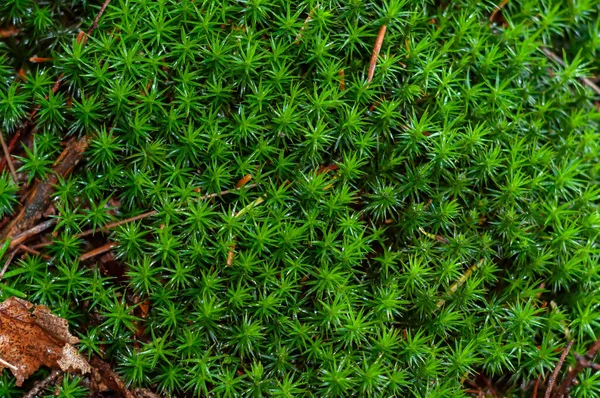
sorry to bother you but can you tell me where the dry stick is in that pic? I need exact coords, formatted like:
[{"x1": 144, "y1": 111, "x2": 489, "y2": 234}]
[
  {"x1": 554, "y1": 336, "x2": 600, "y2": 397},
  {"x1": 541, "y1": 47, "x2": 600, "y2": 96},
  {"x1": 0, "y1": 129, "x2": 17, "y2": 182},
  {"x1": 0, "y1": 130, "x2": 20, "y2": 173},
  {"x1": 1, "y1": 137, "x2": 89, "y2": 241},
  {"x1": 35, "y1": 183, "x2": 259, "y2": 250},
  {"x1": 0, "y1": 249, "x2": 17, "y2": 281},
  {"x1": 367, "y1": 24, "x2": 387, "y2": 83},
  {"x1": 489, "y1": 0, "x2": 509, "y2": 21},
  {"x1": 8, "y1": 219, "x2": 56, "y2": 249},
  {"x1": 79, "y1": 241, "x2": 119, "y2": 261},
  {"x1": 545, "y1": 340, "x2": 574, "y2": 398},
  {"x1": 201, "y1": 183, "x2": 257, "y2": 201},
  {"x1": 89, "y1": 0, "x2": 112, "y2": 34},
  {"x1": 76, "y1": 210, "x2": 158, "y2": 239},
  {"x1": 81, "y1": 0, "x2": 112, "y2": 43},
  {"x1": 226, "y1": 240, "x2": 237, "y2": 267},
  {"x1": 18, "y1": 244, "x2": 52, "y2": 260},
  {"x1": 23, "y1": 369, "x2": 62, "y2": 398}
]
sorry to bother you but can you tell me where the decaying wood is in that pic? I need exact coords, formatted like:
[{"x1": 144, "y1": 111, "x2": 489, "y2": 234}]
[
  {"x1": 23, "y1": 369, "x2": 62, "y2": 398},
  {"x1": 0, "y1": 137, "x2": 89, "y2": 241},
  {"x1": 90, "y1": 357, "x2": 136, "y2": 398}
]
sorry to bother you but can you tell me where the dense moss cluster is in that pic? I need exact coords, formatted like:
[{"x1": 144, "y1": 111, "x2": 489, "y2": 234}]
[{"x1": 1, "y1": 0, "x2": 600, "y2": 396}]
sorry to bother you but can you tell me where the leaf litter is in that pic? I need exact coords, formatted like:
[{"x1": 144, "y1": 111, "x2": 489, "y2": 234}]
[{"x1": 0, "y1": 296, "x2": 90, "y2": 386}]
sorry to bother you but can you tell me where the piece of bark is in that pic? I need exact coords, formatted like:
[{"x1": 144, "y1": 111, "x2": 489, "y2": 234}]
[
  {"x1": 0, "y1": 297, "x2": 90, "y2": 386},
  {"x1": 90, "y1": 357, "x2": 136, "y2": 398}
]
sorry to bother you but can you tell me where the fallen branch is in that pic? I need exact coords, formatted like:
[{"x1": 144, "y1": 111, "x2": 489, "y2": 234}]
[
  {"x1": 533, "y1": 375, "x2": 541, "y2": 398},
  {"x1": 200, "y1": 183, "x2": 257, "y2": 201}
]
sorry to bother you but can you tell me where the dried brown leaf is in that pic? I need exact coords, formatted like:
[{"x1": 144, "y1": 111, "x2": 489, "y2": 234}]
[{"x1": 0, "y1": 297, "x2": 90, "y2": 386}]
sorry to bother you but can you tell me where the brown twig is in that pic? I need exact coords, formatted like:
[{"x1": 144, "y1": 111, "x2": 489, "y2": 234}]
[
  {"x1": 554, "y1": 336, "x2": 600, "y2": 397},
  {"x1": 541, "y1": 47, "x2": 600, "y2": 96},
  {"x1": 367, "y1": 24, "x2": 387, "y2": 83},
  {"x1": 75, "y1": 210, "x2": 158, "y2": 239},
  {"x1": 574, "y1": 353, "x2": 600, "y2": 370},
  {"x1": 23, "y1": 369, "x2": 62, "y2": 398},
  {"x1": 0, "y1": 129, "x2": 17, "y2": 182},
  {"x1": 545, "y1": 340, "x2": 573, "y2": 398},
  {"x1": 0, "y1": 249, "x2": 17, "y2": 281},
  {"x1": 78, "y1": 0, "x2": 112, "y2": 45},
  {"x1": 0, "y1": 138, "x2": 88, "y2": 240},
  {"x1": 79, "y1": 241, "x2": 119, "y2": 261},
  {"x1": 489, "y1": 0, "x2": 509, "y2": 22},
  {"x1": 8, "y1": 219, "x2": 56, "y2": 249},
  {"x1": 27, "y1": 183, "x2": 260, "y2": 251},
  {"x1": 18, "y1": 244, "x2": 52, "y2": 260},
  {"x1": 200, "y1": 183, "x2": 257, "y2": 200},
  {"x1": 0, "y1": 130, "x2": 21, "y2": 174}
]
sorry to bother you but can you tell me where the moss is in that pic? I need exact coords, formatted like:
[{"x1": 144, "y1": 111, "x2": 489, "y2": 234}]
[{"x1": 1, "y1": 0, "x2": 600, "y2": 396}]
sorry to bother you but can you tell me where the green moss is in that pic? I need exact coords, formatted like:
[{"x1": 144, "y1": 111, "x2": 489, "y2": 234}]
[{"x1": 1, "y1": 0, "x2": 600, "y2": 396}]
